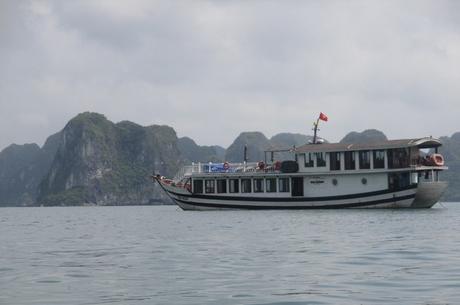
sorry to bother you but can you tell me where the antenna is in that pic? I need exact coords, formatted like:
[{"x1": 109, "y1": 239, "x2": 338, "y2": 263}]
[{"x1": 243, "y1": 144, "x2": 248, "y2": 162}]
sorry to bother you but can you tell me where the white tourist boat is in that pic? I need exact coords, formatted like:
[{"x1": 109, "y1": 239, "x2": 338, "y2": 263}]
[{"x1": 153, "y1": 117, "x2": 448, "y2": 210}]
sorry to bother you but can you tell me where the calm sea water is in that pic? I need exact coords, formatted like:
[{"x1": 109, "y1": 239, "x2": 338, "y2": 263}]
[{"x1": 1, "y1": 203, "x2": 460, "y2": 305}]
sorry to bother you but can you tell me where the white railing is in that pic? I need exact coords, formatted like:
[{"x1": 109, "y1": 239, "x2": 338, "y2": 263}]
[{"x1": 173, "y1": 161, "x2": 281, "y2": 182}]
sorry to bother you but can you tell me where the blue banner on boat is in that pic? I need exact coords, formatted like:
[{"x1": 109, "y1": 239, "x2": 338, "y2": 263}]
[{"x1": 203, "y1": 163, "x2": 228, "y2": 173}]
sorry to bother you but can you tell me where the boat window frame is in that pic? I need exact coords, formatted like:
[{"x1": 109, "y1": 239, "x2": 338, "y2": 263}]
[
  {"x1": 359, "y1": 150, "x2": 371, "y2": 169},
  {"x1": 329, "y1": 152, "x2": 341, "y2": 171},
  {"x1": 315, "y1": 152, "x2": 326, "y2": 167},
  {"x1": 279, "y1": 177, "x2": 290, "y2": 192},
  {"x1": 388, "y1": 148, "x2": 410, "y2": 169},
  {"x1": 205, "y1": 179, "x2": 215, "y2": 194},
  {"x1": 229, "y1": 178, "x2": 239, "y2": 193},
  {"x1": 344, "y1": 151, "x2": 356, "y2": 170},
  {"x1": 373, "y1": 150, "x2": 385, "y2": 169},
  {"x1": 253, "y1": 178, "x2": 264, "y2": 193},
  {"x1": 216, "y1": 179, "x2": 227, "y2": 194},
  {"x1": 193, "y1": 179, "x2": 203, "y2": 194},
  {"x1": 241, "y1": 178, "x2": 252, "y2": 193},
  {"x1": 305, "y1": 153, "x2": 314, "y2": 167},
  {"x1": 266, "y1": 178, "x2": 277, "y2": 193},
  {"x1": 389, "y1": 172, "x2": 411, "y2": 190}
]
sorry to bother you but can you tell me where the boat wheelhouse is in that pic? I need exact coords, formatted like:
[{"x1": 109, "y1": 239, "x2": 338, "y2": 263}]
[{"x1": 153, "y1": 137, "x2": 447, "y2": 210}]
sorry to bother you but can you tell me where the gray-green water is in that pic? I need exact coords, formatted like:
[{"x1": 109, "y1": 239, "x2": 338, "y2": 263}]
[{"x1": 1, "y1": 203, "x2": 460, "y2": 305}]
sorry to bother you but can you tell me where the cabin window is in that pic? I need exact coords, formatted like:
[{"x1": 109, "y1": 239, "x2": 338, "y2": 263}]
[
  {"x1": 330, "y1": 152, "x2": 341, "y2": 171},
  {"x1": 305, "y1": 153, "x2": 314, "y2": 167},
  {"x1": 216, "y1": 179, "x2": 227, "y2": 193},
  {"x1": 279, "y1": 178, "x2": 290, "y2": 192},
  {"x1": 241, "y1": 179, "x2": 252, "y2": 193},
  {"x1": 254, "y1": 178, "x2": 264, "y2": 193},
  {"x1": 205, "y1": 180, "x2": 215, "y2": 193},
  {"x1": 193, "y1": 179, "x2": 203, "y2": 193},
  {"x1": 315, "y1": 152, "x2": 326, "y2": 167},
  {"x1": 229, "y1": 179, "x2": 239, "y2": 193},
  {"x1": 373, "y1": 150, "x2": 385, "y2": 169},
  {"x1": 266, "y1": 178, "x2": 277, "y2": 192},
  {"x1": 388, "y1": 172, "x2": 410, "y2": 190},
  {"x1": 344, "y1": 151, "x2": 356, "y2": 170},
  {"x1": 359, "y1": 151, "x2": 371, "y2": 169},
  {"x1": 388, "y1": 148, "x2": 409, "y2": 169}
]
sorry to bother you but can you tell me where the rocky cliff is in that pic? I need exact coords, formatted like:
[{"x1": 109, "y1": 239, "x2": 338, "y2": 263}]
[
  {"x1": 0, "y1": 133, "x2": 60, "y2": 206},
  {"x1": 37, "y1": 113, "x2": 182, "y2": 206},
  {"x1": 439, "y1": 132, "x2": 460, "y2": 202}
]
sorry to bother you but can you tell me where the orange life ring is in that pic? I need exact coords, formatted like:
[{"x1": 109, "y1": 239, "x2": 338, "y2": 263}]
[
  {"x1": 430, "y1": 154, "x2": 445, "y2": 166},
  {"x1": 223, "y1": 162, "x2": 230, "y2": 170}
]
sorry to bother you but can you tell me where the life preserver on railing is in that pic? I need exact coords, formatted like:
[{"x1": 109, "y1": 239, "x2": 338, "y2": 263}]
[
  {"x1": 430, "y1": 154, "x2": 445, "y2": 166},
  {"x1": 257, "y1": 161, "x2": 265, "y2": 170},
  {"x1": 274, "y1": 161, "x2": 282, "y2": 171},
  {"x1": 223, "y1": 162, "x2": 230, "y2": 170}
]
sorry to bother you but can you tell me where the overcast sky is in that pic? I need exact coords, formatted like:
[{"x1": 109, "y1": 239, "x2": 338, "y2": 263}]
[{"x1": 1, "y1": 0, "x2": 459, "y2": 150}]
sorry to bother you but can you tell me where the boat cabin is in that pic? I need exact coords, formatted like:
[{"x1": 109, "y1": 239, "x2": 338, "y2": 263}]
[{"x1": 295, "y1": 137, "x2": 444, "y2": 173}]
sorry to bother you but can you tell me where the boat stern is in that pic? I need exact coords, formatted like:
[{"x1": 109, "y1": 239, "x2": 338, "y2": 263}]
[{"x1": 411, "y1": 181, "x2": 448, "y2": 208}]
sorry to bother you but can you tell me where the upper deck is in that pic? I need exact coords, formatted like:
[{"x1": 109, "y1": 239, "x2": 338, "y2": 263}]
[{"x1": 173, "y1": 137, "x2": 446, "y2": 182}]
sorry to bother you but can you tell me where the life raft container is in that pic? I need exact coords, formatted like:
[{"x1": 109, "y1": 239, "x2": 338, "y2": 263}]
[
  {"x1": 280, "y1": 160, "x2": 299, "y2": 173},
  {"x1": 430, "y1": 154, "x2": 445, "y2": 166}
]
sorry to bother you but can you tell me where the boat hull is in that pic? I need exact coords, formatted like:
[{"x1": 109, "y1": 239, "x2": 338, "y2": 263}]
[{"x1": 155, "y1": 179, "x2": 447, "y2": 210}]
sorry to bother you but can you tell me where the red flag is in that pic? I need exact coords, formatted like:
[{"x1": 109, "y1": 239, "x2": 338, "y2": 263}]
[{"x1": 319, "y1": 112, "x2": 328, "y2": 122}]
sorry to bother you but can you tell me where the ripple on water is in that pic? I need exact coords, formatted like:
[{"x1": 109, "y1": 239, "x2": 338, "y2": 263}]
[{"x1": 1, "y1": 204, "x2": 460, "y2": 305}]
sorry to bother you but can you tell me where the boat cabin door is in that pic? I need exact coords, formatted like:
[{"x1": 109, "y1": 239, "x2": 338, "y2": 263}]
[{"x1": 291, "y1": 177, "x2": 304, "y2": 197}]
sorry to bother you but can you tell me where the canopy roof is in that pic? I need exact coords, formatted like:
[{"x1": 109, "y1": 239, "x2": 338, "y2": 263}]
[{"x1": 295, "y1": 137, "x2": 442, "y2": 154}]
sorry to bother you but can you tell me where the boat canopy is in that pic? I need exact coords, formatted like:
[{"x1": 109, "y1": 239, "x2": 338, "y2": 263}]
[{"x1": 295, "y1": 137, "x2": 442, "y2": 154}]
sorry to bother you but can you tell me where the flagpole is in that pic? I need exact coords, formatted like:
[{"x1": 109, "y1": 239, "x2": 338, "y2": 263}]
[{"x1": 313, "y1": 117, "x2": 320, "y2": 144}]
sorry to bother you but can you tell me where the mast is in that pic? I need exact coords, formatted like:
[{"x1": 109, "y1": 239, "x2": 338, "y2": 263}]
[
  {"x1": 312, "y1": 117, "x2": 320, "y2": 144},
  {"x1": 312, "y1": 112, "x2": 328, "y2": 144}
]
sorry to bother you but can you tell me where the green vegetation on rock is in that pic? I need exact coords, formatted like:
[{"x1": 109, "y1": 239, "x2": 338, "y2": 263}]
[{"x1": 37, "y1": 112, "x2": 181, "y2": 206}]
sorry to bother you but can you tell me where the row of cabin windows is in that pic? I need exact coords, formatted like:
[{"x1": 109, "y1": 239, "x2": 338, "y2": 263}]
[
  {"x1": 304, "y1": 150, "x2": 386, "y2": 170},
  {"x1": 193, "y1": 178, "x2": 291, "y2": 194}
]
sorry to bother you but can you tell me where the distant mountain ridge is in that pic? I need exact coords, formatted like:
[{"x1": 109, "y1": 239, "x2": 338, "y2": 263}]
[
  {"x1": 340, "y1": 129, "x2": 388, "y2": 144},
  {"x1": 439, "y1": 133, "x2": 460, "y2": 201},
  {"x1": 177, "y1": 137, "x2": 224, "y2": 163},
  {"x1": 0, "y1": 112, "x2": 459, "y2": 206},
  {"x1": 0, "y1": 132, "x2": 60, "y2": 206}
]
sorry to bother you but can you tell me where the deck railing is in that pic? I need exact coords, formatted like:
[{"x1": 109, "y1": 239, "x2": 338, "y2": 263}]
[{"x1": 173, "y1": 162, "x2": 280, "y2": 182}]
